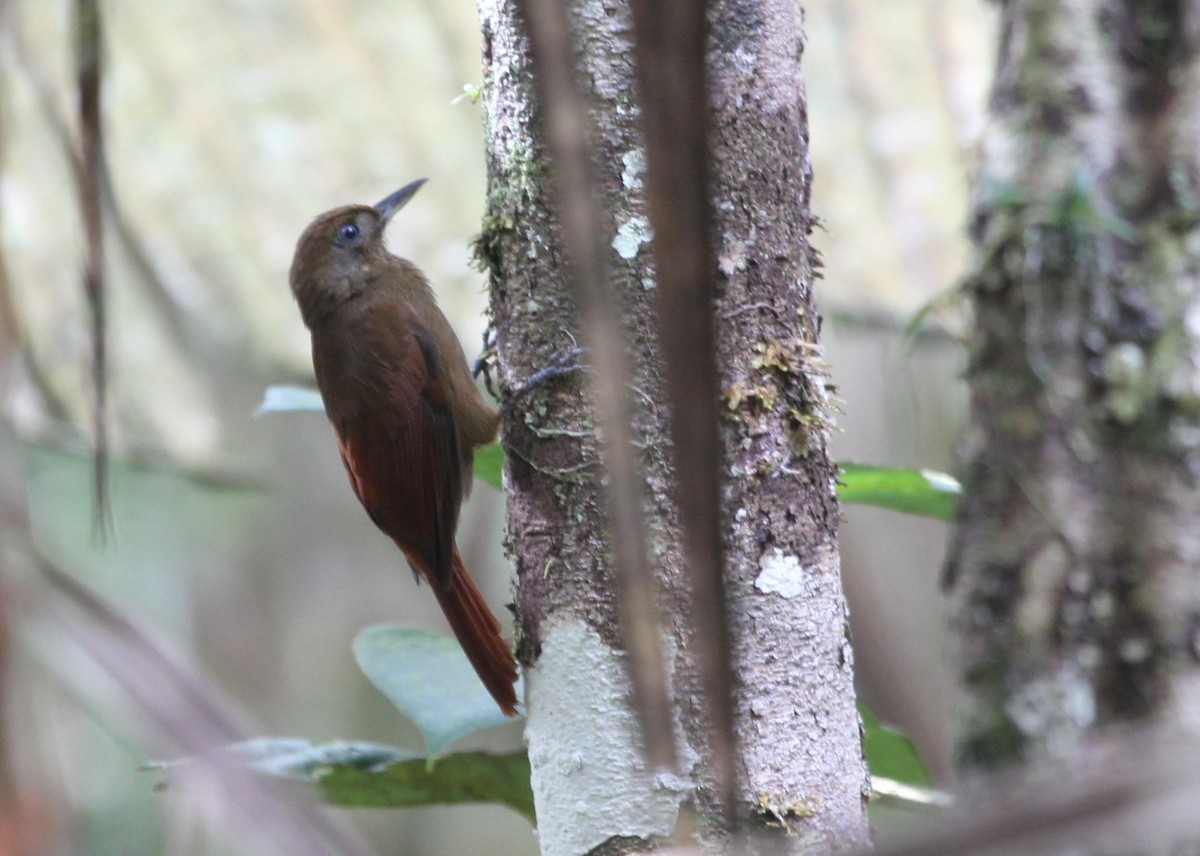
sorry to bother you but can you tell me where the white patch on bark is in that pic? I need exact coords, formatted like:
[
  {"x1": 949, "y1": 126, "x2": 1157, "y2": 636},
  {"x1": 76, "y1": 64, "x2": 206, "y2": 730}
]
[
  {"x1": 621, "y1": 148, "x2": 646, "y2": 190},
  {"x1": 525, "y1": 621, "x2": 696, "y2": 855},
  {"x1": 755, "y1": 548, "x2": 806, "y2": 599},
  {"x1": 612, "y1": 215, "x2": 653, "y2": 260},
  {"x1": 717, "y1": 238, "x2": 749, "y2": 275}
]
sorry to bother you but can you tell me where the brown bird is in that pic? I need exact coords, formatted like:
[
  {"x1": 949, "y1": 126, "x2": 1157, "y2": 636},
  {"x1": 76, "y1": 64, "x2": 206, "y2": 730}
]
[{"x1": 289, "y1": 179, "x2": 517, "y2": 716}]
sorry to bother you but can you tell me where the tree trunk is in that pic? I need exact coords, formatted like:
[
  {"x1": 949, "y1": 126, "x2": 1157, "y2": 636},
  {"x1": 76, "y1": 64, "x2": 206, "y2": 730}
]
[
  {"x1": 946, "y1": 0, "x2": 1200, "y2": 770},
  {"x1": 477, "y1": 0, "x2": 869, "y2": 850}
]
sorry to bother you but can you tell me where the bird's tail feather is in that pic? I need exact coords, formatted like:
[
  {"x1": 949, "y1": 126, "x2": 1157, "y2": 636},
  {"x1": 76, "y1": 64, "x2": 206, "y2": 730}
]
[{"x1": 422, "y1": 548, "x2": 519, "y2": 716}]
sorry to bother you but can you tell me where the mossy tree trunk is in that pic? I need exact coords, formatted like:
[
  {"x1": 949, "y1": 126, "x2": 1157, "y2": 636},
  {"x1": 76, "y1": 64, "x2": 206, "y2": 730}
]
[
  {"x1": 476, "y1": 0, "x2": 869, "y2": 851},
  {"x1": 946, "y1": 0, "x2": 1200, "y2": 770}
]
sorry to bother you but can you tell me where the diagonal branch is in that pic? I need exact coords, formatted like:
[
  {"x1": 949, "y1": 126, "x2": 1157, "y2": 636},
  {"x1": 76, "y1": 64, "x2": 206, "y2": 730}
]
[{"x1": 32, "y1": 555, "x2": 376, "y2": 856}]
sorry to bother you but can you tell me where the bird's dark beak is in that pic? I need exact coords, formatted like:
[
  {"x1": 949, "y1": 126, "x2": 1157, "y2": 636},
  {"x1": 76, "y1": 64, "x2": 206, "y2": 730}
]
[{"x1": 374, "y1": 178, "x2": 428, "y2": 227}]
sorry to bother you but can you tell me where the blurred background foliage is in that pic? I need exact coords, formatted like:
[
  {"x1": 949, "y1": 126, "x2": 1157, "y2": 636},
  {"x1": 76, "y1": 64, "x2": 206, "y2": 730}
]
[{"x1": 0, "y1": 0, "x2": 993, "y2": 852}]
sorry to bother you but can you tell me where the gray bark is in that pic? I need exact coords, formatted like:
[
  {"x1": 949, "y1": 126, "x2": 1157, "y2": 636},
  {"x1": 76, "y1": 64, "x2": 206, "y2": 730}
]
[
  {"x1": 477, "y1": 0, "x2": 868, "y2": 850},
  {"x1": 946, "y1": 0, "x2": 1200, "y2": 772}
]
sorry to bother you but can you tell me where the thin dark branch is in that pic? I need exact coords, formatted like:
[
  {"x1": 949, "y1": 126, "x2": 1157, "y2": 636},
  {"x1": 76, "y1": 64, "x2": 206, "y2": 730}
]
[
  {"x1": 511, "y1": 0, "x2": 677, "y2": 768},
  {"x1": 9, "y1": 20, "x2": 228, "y2": 368},
  {"x1": 627, "y1": 0, "x2": 738, "y2": 825},
  {"x1": 73, "y1": 0, "x2": 111, "y2": 538}
]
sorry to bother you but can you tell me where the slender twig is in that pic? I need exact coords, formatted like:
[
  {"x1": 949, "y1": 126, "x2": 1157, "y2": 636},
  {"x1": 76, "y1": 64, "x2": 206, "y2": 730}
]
[
  {"x1": 73, "y1": 0, "x2": 111, "y2": 538},
  {"x1": 10, "y1": 24, "x2": 213, "y2": 356},
  {"x1": 512, "y1": 0, "x2": 677, "y2": 770},
  {"x1": 627, "y1": 0, "x2": 738, "y2": 826}
]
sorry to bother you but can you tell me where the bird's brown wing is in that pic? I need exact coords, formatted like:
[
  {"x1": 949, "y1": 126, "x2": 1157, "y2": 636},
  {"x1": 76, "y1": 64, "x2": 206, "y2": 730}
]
[
  {"x1": 315, "y1": 301, "x2": 517, "y2": 715},
  {"x1": 330, "y1": 306, "x2": 463, "y2": 589}
]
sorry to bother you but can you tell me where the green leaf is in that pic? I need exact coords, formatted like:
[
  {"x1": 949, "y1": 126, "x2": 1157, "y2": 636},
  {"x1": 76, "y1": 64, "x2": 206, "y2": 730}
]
[
  {"x1": 223, "y1": 737, "x2": 415, "y2": 778},
  {"x1": 837, "y1": 462, "x2": 960, "y2": 521},
  {"x1": 255, "y1": 385, "x2": 325, "y2": 417},
  {"x1": 859, "y1": 704, "x2": 932, "y2": 787},
  {"x1": 474, "y1": 443, "x2": 503, "y2": 490},
  {"x1": 353, "y1": 625, "x2": 521, "y2": 757},
  {"x1": 319, "y1": 750, "x2": 534, "y2": 820},
  {"x1": 160, "y1": 739, "x2": 535, "y2": 821}
]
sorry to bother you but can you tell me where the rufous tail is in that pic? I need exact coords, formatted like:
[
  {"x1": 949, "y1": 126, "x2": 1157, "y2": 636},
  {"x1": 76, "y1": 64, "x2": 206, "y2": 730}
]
[{"x1": 425, "y1": 548, "x2": 519, "y2": 716}]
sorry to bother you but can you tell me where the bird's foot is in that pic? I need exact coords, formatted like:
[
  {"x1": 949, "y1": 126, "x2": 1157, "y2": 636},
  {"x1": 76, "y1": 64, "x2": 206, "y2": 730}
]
[
  {"x1": 473, "y1": 325, "x2": 500, "y2": 400},
  {"x1": 501, "y1": 341, "x2": 585, "y2": 416}
]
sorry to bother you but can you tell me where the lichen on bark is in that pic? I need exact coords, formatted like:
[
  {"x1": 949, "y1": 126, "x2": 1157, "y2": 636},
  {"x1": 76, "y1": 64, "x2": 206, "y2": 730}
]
[
  {"x1": 947, "y1": 0, "x2": 1200, "y2": 770},
  {"x1": 477, "y1": 0, "x2": 868, "y2": 848}
]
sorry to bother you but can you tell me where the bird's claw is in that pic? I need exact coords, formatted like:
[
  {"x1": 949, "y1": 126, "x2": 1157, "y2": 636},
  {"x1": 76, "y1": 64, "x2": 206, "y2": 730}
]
[
  {"x1": 538, "y1": 345, "x2": 584, "y2": 377},
  {"x1": 502, "y1": 342, "x2": 586, "y2": 415},
  {"x1": 473, "y1": 326, "x2": 500, "y2": 399}
]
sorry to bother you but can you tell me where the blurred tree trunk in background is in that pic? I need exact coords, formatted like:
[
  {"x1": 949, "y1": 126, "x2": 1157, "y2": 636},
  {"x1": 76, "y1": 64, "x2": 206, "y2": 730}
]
[
  {"x1": 476, "y1": 0, "x2": 868, "y2": 851},
  {"x1": 947, "y1": 0, "x2": 1200, "y2": 772}
]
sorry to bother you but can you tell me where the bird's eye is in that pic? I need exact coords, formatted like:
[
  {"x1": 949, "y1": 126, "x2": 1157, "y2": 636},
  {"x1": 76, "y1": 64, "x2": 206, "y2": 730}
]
[{"x1": 337, "y1": 223, "x2": 361, "y2": 243}]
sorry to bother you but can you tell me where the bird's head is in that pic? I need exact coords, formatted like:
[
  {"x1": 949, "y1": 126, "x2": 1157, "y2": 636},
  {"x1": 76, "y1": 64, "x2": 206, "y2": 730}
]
[{"x1": 289, "y1": 178, "x2": 427, "y2": 327}]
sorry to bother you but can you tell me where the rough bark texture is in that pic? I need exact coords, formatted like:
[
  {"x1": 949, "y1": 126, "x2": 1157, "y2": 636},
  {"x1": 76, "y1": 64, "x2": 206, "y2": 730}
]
[
  {"x1": 946, "y1": 0, "x2": 1200, "y2": 771},
  {"x1": 477, "y1": 0, "x2": 868, "y2": 851}
]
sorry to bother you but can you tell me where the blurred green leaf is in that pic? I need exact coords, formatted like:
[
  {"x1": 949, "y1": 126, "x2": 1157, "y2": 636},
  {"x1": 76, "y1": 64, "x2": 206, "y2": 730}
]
[
  {"x1": 225, "y1": 737, "x2": 414, "y2": 778},
  {"x1": 255, "y1": 385, "x2": 325, "y2": 417},
  {"x1": 837, "y1": 462, "x2": 960, "y2": 521},
  {"x1": 156, "y1": 739, "x2": 534, "y2": 820},
  {"x1": 859, "y1": 703, "x2": 932, "y2": 787},
  {"x1": 143, "y1": 738, "x2": 413, "y2": 783},
  {"x1": 319, "y1": 750, "x2": 534, "y2": 820},
  {"x1": 353, "y1": 625, "x2": 521, "y2": 757},
  {"x1": 474, "y1": 443, "x2": 503, "y2": 490}
]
